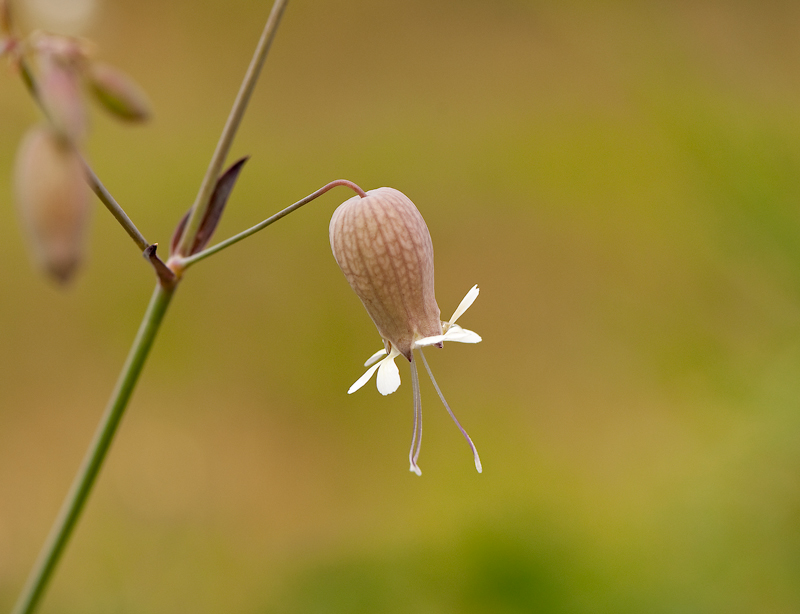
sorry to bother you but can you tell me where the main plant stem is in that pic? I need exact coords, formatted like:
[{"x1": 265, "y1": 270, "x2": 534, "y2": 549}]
[
  {"x1": 175, "y1": 0, "x2": 289, "y2": 256},
  {"x1": 12, "y1": 2, "x2": 289, "y2": 611},
  {"x1": 11, "y1": 283, "x2": 175, "y2": 614}
]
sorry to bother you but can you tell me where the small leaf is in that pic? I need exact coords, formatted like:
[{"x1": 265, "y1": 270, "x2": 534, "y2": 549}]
[
  {"x1": 88, "y1": 62, "x2": 151, "y2": 122},
  {"x1": 194, "y1": 156, "x2": 248, "y2": 253},
  {"x1": 170, "y1": 156, "x2": 249, "y2": 257}
]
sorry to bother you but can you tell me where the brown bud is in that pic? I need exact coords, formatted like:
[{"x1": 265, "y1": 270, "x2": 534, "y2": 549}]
[
  {"x1": 0, "y1": 0, "x2": 12, "y2": 36},
  {"x1": 14, "y1": 125, "x2": 91, "y2": 283},
  {"x1": 330, "y1": 187, "x2": 442, "y2": 360},
  {"x1": 88, "y1": 62, "x2": 151, "y2": 122},
  {"x1": 38, "y1": 50, "x2": 88, "y2": 143}
]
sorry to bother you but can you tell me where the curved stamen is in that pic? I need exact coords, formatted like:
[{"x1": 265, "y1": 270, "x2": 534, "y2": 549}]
[
  {"x1": 409, "y1": 353, "x2": 423, "y2": 476},
  {"x1": 419, "y1": 348, "x2": 482, "y2": 473}
]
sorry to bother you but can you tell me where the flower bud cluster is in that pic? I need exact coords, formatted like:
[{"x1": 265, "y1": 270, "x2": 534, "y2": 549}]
[
  {"x1": 8, "y1": 29, "x2": 152, "y2": 282},
  {"x1": 28, "y1": 32, "x2": 151, "y2": 142}
]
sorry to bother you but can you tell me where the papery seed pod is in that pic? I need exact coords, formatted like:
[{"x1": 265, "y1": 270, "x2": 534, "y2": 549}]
[
  {"x1": 330, "y1": 187, "x2": 442, "y2": 360},
  {"x1": 88, "y1": 62, "x2": 151, "y2": 122},
  {"x1": 38, "y1": 51, "x2": 88, "y2": 143},
  {"x1": 14, "y1": 125, "x2": 91, "y2": 283}
]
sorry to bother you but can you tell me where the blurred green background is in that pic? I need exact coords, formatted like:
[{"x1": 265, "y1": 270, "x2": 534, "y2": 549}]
[{"x1": 3, "y1": 0, "x2": 800, "y2": 612}]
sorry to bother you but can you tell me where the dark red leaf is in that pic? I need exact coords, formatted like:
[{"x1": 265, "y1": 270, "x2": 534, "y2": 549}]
[
  {"x1": 193, "y1": 156, "x2": 248, "y2": 254},
  {"x1": 169, "y1": 156, "x2": 249, "y2": 257}
]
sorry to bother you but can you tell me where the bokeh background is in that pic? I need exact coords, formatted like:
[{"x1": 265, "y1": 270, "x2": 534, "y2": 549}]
[{"x1": 3, "y1": 0, "x2": 800, "y2": 611}]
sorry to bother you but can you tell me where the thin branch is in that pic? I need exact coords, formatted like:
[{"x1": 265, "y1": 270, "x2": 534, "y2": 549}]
[
  {"x1": 80, "y1": 155, "x2": 149, "y2": 252},
  {"x1": 174, "y1": 0, "x2": 289, "y2": 257},
  {"x1": 172, "y1": 179, "x2": 366, "y2": 271},
  {"x1": 9, "y1": 4, "x2": 291, "y2": 612}
]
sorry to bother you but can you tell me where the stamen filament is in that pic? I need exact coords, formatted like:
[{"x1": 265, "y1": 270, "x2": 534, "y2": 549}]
[
  {"x1": 409, "y1": 353, "x2": 422, "y2": 476},
  {"x1": 419, "y1": 348, "x2": 482, "y2": 473}
]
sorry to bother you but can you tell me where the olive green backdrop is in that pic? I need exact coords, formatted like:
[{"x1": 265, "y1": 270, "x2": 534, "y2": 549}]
[{"x1": 2, "y1": 0, "x2": 800, "y2": 612}]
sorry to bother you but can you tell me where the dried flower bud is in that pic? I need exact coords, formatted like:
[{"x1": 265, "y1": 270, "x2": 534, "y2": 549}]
[
  {"x1": 14, "y1": 125, "x2": 91, "y2": 283},
  {"x1": 88, "y1": 62, "x2": 151, "y2": 122},
  {"x1": 330, "y1": 187, "x2": 442, "y2": 360},
  {"x1": 37, "y1": 49, "x2": 88, "y2": 143}
]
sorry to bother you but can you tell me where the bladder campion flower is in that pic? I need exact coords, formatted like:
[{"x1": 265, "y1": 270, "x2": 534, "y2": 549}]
[{"x1": 330, "y1": 187, "x2": 482, "y2": 475}]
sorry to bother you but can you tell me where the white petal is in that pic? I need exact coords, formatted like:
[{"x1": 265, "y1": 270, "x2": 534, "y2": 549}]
[
  {"x1": 415, "y1": 334, "x2": 446, "y2": 348},
  {"x1": 443, "y1": 325, "x2": 482, "y2": 344},
  {"x1": 376, "y1": 349, "x2": 402, "y2": 395},
  {"x1": 449, "y1": 285, "x2": 479, "y2": 326},
  {"x1": 364, "y1": 347, "x2": 388, "y2": 367},
  {"x1": 348, "y1": 361, "x2": 382, "y2": 394}
]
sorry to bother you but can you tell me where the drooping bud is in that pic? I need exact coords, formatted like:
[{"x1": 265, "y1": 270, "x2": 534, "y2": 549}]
[
  {"x1": 36, "y1": 45, "x2": 88, "y2": 143},
  {"x1": 14, "y1": 125, "x2": 91, "y2": 283},
  {"x1": 330, "y1": 187, "x2": 442, "y2": 360},
  {"x1": 88, "y1": 62, "x2": 151, "y2": 122}
]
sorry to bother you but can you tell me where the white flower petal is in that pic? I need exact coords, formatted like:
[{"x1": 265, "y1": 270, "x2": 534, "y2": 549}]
[
  {"x1": 449, "y1": 285, "x2": 479, "y2": 326},
  {"x1": 443, "y1": 325, "x2": 482, "y2": 344},
  {"x1": 348, "y1": 361, "x2": 382, "y2": 394},
  {"x1": 376, "y1": 349, "x2": 402, "y2": 395},
  {"x1": 415, "y1": 334, "x2": 446, "y2": 348},
  {"x1": 364, "y1": 347, "x2": 388, "y2": 367}
]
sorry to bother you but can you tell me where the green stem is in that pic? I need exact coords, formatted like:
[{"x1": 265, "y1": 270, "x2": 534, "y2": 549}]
[
  {"x1": 11, "y1": 283, "x2": 175, "y2": 614},
  {"x1": 176, "y1": 179, "x2": 366, "y2": 270},
  {"x1": 175, "y1": 0, "x2": 289, "y2": 256}
]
